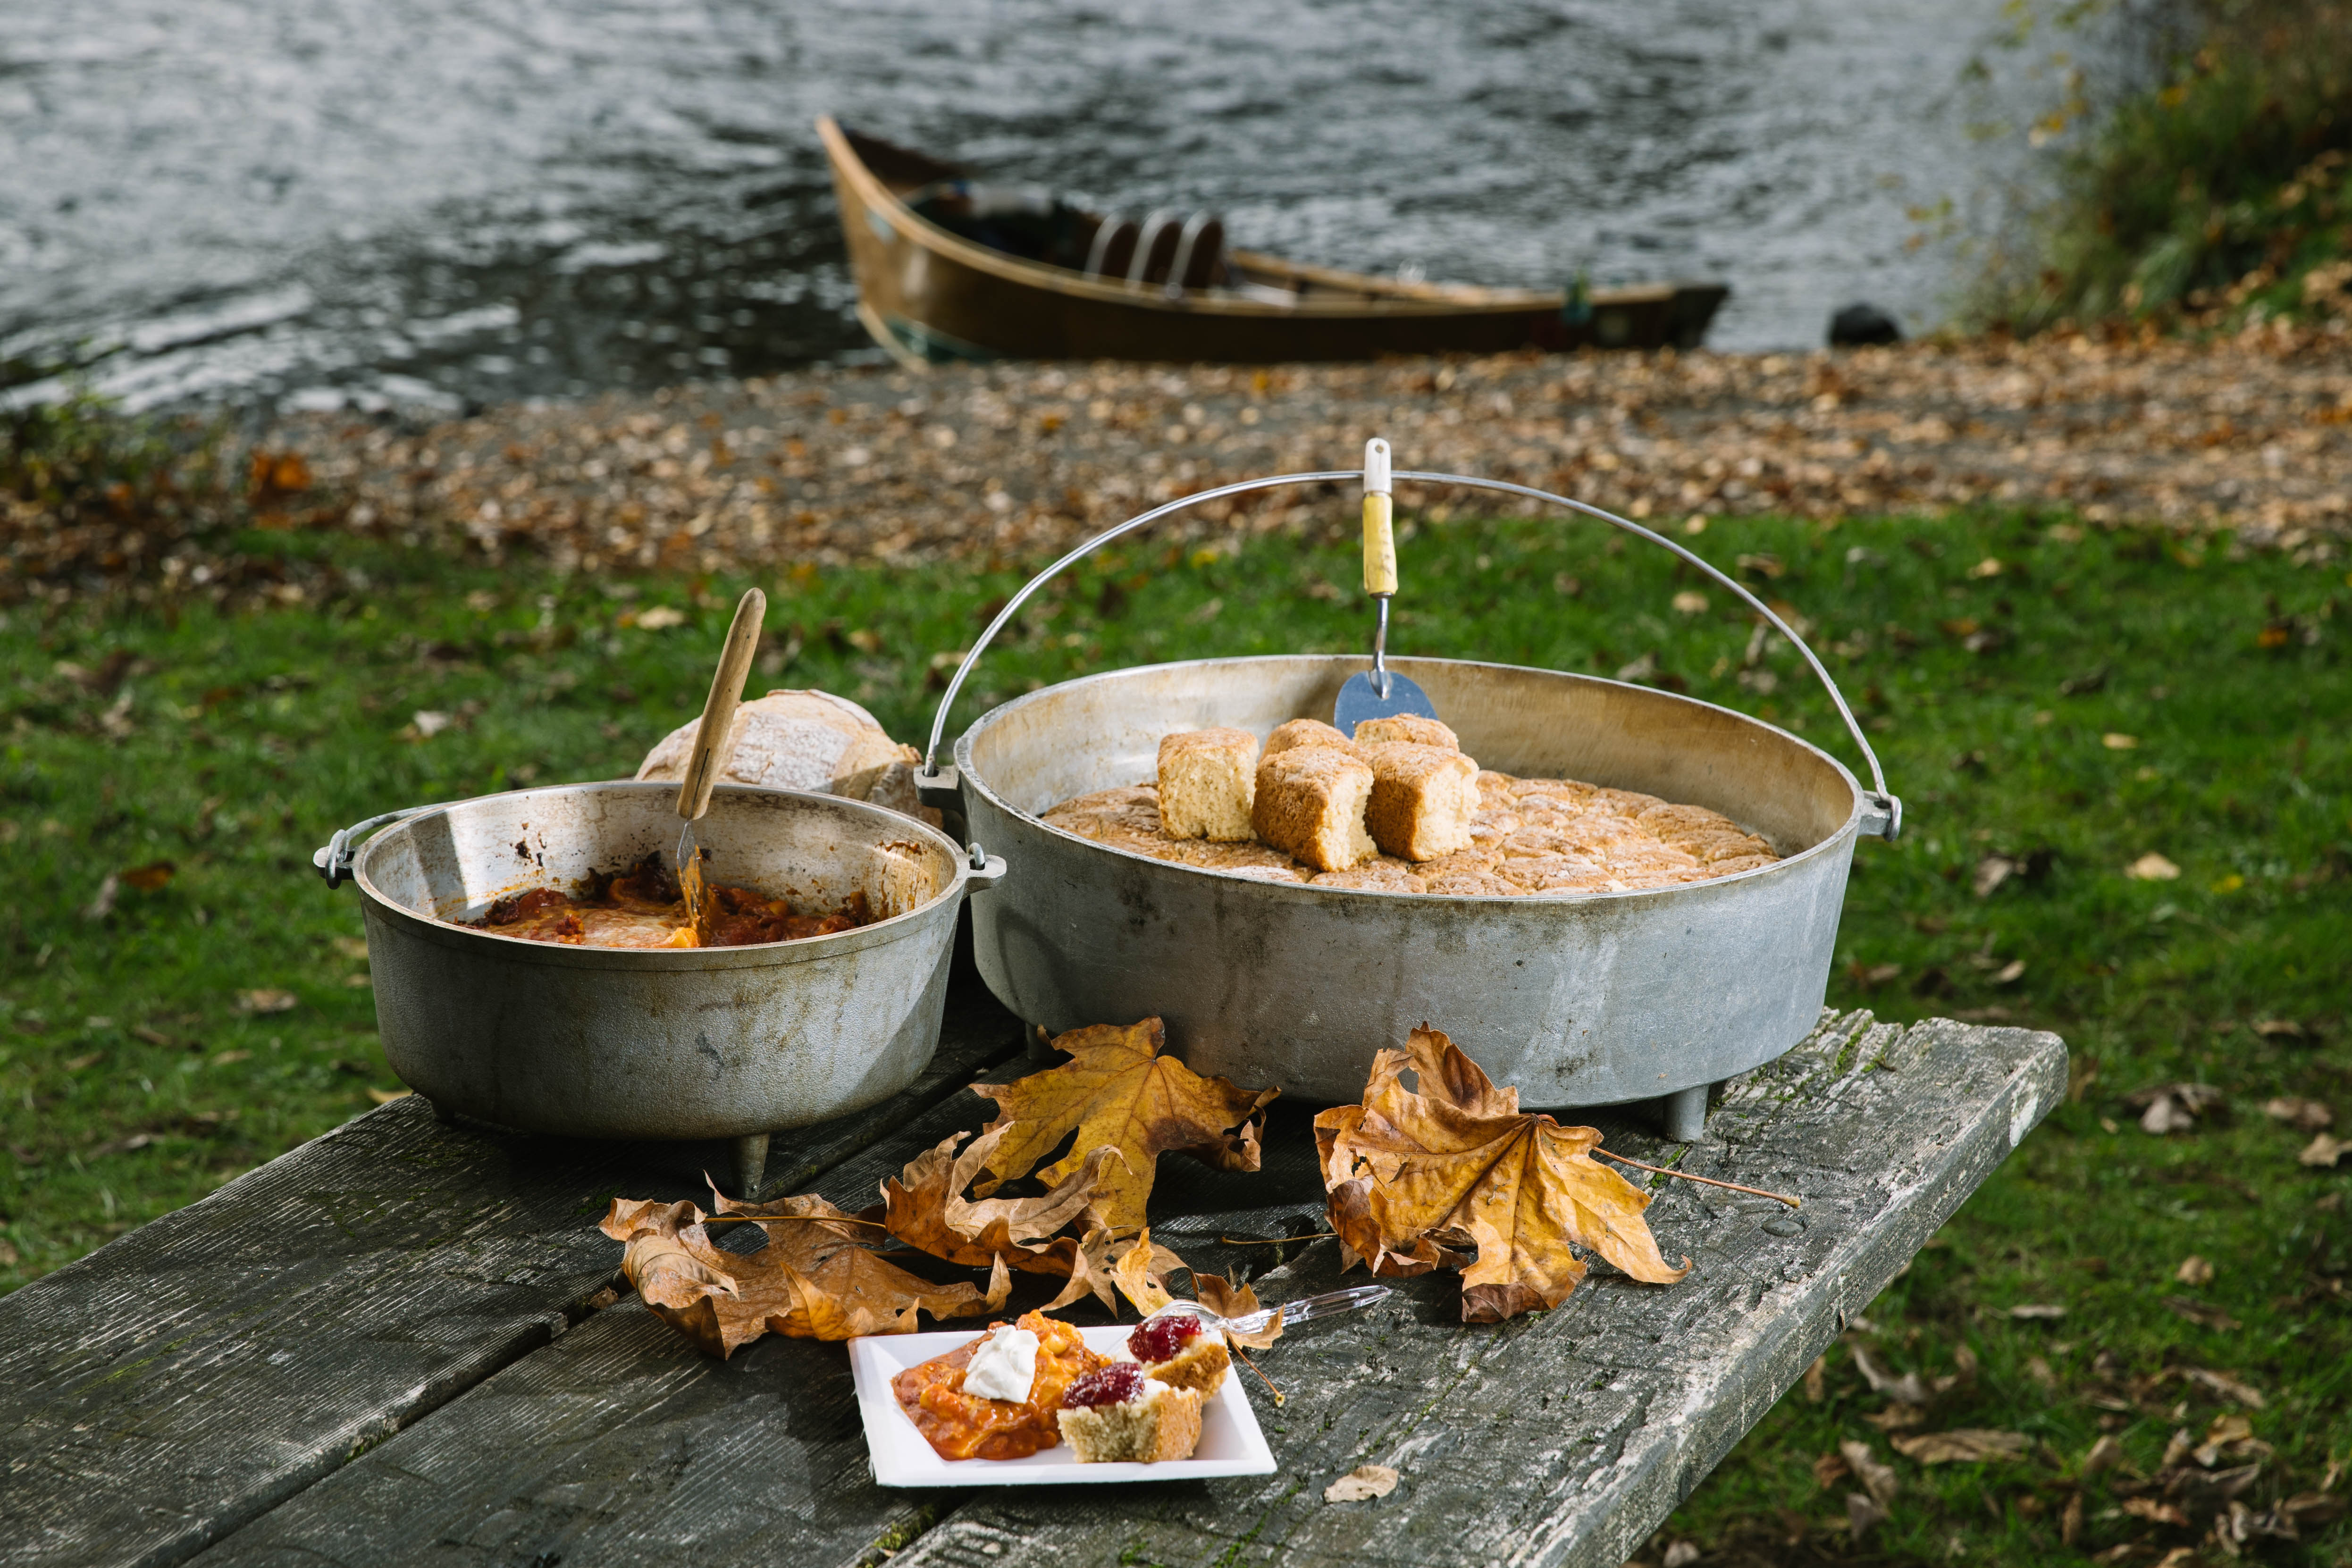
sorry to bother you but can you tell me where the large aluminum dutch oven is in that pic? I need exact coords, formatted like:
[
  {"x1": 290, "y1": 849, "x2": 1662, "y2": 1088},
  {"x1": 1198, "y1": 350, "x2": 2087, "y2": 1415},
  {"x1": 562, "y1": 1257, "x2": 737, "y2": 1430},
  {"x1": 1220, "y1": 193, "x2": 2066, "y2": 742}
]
[
  {"x1": 311, "y1": 781, "x2": 1005, "y2": 1189},
  {"x1": 915, "y1": 464, "x2": 1901, "y2": 1139}
]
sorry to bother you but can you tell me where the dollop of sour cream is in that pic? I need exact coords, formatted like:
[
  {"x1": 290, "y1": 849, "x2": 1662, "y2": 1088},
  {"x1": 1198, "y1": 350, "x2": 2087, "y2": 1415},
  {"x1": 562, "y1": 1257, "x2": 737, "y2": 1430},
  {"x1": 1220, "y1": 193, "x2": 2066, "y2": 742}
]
[{"x1": 961, "y1": 1324, "x2": 1041, "y2": 1404}]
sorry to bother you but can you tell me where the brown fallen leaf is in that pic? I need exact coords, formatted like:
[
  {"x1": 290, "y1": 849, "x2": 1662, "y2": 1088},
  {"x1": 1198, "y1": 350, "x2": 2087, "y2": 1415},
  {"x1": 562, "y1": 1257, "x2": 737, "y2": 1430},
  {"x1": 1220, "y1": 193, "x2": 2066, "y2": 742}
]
[
  {"x1": 1325, "y1": 1464, "x2": 1399, "y2": 1502},
  {"x1": 2122, "y1": 1496, "x2": 2192, "y2": 1527},
  {"x1": 879, "y1": 1123, "x2": 1126, "y2": 1310},
  {"x1": 1195, "y1": 1269, "x2": 1286, "y2": 1351},
  {"x1": 2007, "y1": 1303, "x2": 2067, "y2": 1321},
  {"x1": 1841, "y1": 1439, "x2": 1900, "y2": 1505},
  {"x1": 971, "y1": 1017, "x2": 1277, "y2": 1235},
  {"x1": 120, "y1": 860, "x2": 176, "y2": 891},
  {"x1": 2183, "y1": 1367, "x2": 2266, "y2": 1408},
  {"x1": 601, "y1": 1192, "x2": 1003, "y2": 1357},
  {"x1": 1108, "y1": 1228, "x2": 1190, "y2": 1317},
  {"x1": 2164, "y1": 1296, "x2": 2241, "y2": 1331},
  {"x1": 1863, "y1": 1405, "x2": 1927, "y2": 1432},
  {"x1": 2060, "y1": 1490, "x2": 2083, "y2": 1546},
  {"x1": 2263, "y1": 1096, "x2": 2333, "y2": 1132},
  {"x1": 1849, "y1": 1344, "x2": 1934, "y2": 1405},
  {"x1": 1890, "y1": 1428, "x2": 2032, "y2": 1465},
  {"x1": 2251, "y1": 1018, "x2": 2306, "y2": 1040},
  {"x1": 1315, "y1": 1025, "x2": 1688, "y2": 1323},
  {"x1": 2081, "y1": 1434, "x2": 2125, "y2": 1476},
  {"x1": 1845, "y1": 1492, "x2": 1890, "y2": 1542},
  {"x1": 365, "y1": 1087, "x2": 410, "y2": 1105},
  {"x1": 2174, "y1": 1255, "x2": 2214, "y2": 1286},
  {"x1": 1802, "y1": 1354, "x2": 1826, "y2": 1402},
  {"x1": 1812, "y1": 1451, "x2": 1849, "y2": 1488},
  {"x1": 2125, "y1": 850, "x2": 2177, "y2": 879},
  {"x1": 236, "y1": 988, "x2": 298, "y2": 1015},
  {"x1": 2299, "y1": 1132, "x2": 2349, "y2": 1167}
]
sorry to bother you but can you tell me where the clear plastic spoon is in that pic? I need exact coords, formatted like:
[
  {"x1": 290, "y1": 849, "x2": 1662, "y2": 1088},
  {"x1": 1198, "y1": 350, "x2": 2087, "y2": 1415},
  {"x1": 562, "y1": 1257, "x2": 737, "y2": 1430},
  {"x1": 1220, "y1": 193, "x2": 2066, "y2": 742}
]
[{"x1": 1143, "y1": 1282, "x2": 1392, "y2": 1337}]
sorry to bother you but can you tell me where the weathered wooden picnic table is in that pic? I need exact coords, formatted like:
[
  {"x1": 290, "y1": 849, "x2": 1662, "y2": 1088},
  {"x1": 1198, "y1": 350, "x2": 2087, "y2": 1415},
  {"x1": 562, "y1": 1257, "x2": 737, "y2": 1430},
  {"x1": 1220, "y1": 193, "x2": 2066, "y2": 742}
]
[{"x1": 0, "y1": 960, "x2": 2064, "y2": 1568}]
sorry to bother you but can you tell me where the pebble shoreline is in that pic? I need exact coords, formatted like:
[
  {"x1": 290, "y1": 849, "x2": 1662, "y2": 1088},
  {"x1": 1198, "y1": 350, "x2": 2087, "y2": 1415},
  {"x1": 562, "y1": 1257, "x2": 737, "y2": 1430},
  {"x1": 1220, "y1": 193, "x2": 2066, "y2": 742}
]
[
  {"x1": 11, "y1": 324, "x2": 2352, "y2": 603},
  {"x1": 294, "y1": 323, "x2": 2352, "y2": 574}
]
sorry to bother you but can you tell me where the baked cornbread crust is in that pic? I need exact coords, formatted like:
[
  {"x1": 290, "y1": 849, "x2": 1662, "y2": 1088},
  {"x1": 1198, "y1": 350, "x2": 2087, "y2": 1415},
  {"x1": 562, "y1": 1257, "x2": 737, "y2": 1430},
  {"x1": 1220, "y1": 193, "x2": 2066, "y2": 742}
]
[
  {"x1": 1362, "y1": 741, "x2": 1481, "y2": 862},
  {"x1": 1156, "y1": 727, "x2": 1259, "y2": 842},
  {"x1": 1352, "y1": 713, "x2": 1460, "y2": 750},
  {"x1": 1042, "y1": 767, "x2": 1776, "y2": 895},
  {"x1": 1252, "y1": 746, "x2": 1378, "y2": 872},
  {"x1": 1263, "y1": 717, "x2": 1360, "y2": 760}
]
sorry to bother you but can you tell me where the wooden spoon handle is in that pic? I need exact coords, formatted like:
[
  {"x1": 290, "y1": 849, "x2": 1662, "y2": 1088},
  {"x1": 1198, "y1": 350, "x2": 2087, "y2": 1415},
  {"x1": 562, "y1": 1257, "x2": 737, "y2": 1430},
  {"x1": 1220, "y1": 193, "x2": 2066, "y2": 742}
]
[{"x1": 674, "y1": 588, "x2": 767, "y2": 824}]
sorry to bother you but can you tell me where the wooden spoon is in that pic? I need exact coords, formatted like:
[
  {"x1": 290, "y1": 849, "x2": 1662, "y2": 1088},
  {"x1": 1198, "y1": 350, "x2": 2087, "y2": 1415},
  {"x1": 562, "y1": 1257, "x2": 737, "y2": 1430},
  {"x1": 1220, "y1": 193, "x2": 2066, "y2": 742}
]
[{"x1": 674, "y1": 588, "x2": 766, "y2": 943}]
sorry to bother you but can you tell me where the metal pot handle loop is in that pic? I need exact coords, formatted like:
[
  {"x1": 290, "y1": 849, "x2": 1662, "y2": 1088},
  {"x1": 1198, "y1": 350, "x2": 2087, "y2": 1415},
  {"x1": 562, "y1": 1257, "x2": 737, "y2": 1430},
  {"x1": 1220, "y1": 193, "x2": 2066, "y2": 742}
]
[
  {"x1": 312, "y1": 805, "x2": 431, "y2": 888},
  {"x1": 917, "y1": 467, "x2": 1899, "y2": 841}
]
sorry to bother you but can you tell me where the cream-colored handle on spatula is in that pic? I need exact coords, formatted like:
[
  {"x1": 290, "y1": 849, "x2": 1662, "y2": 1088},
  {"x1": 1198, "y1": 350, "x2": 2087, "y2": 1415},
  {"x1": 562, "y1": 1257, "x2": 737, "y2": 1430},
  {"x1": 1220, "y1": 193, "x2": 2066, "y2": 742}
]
[
  {"x1": 1361, "y1": 437, "x2": 1396, "y2": 596},
  {"x1": 675, "y1": 588, "x2": 767, "y2": 824}
]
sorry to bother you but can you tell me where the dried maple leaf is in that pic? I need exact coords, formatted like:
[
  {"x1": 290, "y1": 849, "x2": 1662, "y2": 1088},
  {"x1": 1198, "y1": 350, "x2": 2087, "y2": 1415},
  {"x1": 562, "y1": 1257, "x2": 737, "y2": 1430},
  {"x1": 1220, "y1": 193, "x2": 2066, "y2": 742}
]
[
  {"x1": 1109, "y1": 1228, "x2": 1192, "y2": 1316},
  {"x1": 1890, "y1": 1428, "x2": 2031, "y2": 1465},
  {"x1": 880, "y1": 1124, "x2": 1126, "y2": 1310},
  {"x1": 1314, "y1": 1024, "x2": 1688, "y2": 1323},
  {"x1": 1196, "y1": 1269, "x2": 1285, "y2": 1350},
  {"x1": 972, "y1": 1017, "x2": 1277, "y2": 1235},
  {"x1": 600, "y1": 1193, "x2": 1003, "y2": 1357}
]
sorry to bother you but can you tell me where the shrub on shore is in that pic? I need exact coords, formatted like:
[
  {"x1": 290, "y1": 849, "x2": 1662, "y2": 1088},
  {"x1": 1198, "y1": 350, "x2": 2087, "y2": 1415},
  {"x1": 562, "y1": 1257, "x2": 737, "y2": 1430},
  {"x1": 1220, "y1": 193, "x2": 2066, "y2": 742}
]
[{"x1": 1987, "y1": 0, "x2": 2352, "y2": 333}]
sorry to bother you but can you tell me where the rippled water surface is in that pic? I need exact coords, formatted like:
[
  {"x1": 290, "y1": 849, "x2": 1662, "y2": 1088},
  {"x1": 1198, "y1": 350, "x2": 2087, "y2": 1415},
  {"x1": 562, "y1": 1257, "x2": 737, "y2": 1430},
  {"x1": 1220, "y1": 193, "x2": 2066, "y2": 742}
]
[{"x1": 1, "y1": 0, "x2": 2125, "y2": 412}]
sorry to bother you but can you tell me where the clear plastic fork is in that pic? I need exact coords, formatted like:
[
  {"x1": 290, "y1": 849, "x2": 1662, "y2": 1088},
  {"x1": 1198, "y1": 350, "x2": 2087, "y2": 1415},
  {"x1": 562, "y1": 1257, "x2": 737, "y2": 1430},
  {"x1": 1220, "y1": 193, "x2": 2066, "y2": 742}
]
[{"x1": 1143, "y1": 1282, "x2": 1393, "y2": 1337}]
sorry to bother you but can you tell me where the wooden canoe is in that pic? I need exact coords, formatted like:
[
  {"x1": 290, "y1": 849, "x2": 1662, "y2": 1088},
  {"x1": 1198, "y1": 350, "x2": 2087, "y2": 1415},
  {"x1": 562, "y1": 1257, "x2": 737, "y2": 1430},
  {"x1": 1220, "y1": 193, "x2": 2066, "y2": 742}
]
[{"x1": 817, "y1": 117, "x2": 1728, "y2": 366}]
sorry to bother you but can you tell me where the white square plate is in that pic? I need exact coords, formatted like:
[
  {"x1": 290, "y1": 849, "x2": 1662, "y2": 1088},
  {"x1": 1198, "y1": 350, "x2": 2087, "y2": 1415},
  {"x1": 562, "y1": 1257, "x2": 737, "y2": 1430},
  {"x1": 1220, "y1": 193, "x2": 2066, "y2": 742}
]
[{"x1": 849, "y1": 1325, "x2": 1278, "y2": 1487}]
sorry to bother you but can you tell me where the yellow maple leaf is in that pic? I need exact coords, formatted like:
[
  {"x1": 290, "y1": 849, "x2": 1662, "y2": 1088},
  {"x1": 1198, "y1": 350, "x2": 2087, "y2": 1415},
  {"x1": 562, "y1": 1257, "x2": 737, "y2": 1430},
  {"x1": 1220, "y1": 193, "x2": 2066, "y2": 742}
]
[
  {"x1": 1314, "y1": 1024, "x2": 1690, "y2": 1323},
  {"x1": 972, "y1": 1016, "x2": 1277, "y2": 1235}
]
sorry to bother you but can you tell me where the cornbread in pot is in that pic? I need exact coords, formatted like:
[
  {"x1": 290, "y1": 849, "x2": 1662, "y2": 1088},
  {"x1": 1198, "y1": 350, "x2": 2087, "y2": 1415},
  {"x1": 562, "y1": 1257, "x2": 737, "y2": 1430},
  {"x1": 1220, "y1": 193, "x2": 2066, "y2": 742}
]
[
  {"x1": 1155, "y1": 728, "x2": 1259, "y2": 842},
  {"x1": 1363, "y1": 741, "x2": 1481, "y2": 862},
  {"x1": 1263, "y1": 717, "x2": 1361, "y2": 760},
  {"x1": 1352, "y1": 713, "x2": 1460, "y2": 750},
  {"x1": 1252, "y1": 746, "x2": 1377, "y2": 872}
]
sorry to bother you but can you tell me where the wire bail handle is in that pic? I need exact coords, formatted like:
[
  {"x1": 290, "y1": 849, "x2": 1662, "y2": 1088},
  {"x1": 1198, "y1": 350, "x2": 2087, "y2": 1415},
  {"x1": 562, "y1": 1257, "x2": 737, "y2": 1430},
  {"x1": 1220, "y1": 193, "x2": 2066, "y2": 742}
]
[{"x1": 915, "y1": 459, "x2": 1900, "y2": 841}]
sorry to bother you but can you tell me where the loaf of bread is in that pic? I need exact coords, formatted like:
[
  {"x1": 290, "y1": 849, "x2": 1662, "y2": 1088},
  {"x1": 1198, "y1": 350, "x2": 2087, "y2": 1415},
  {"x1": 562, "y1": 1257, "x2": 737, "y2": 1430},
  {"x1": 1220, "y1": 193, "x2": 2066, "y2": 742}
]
[
  {"x1": 1156, "y1": 728, "x2": 1259, "y2": 842},
  {"x1": 1263, "y1": 717, "x2": 1360, "y2": 760},
  {"x1": 1362, "y1": 742, "x2": 1481, "y2": 862},
  {"x1": 1352, "y1": 713, "x2": 1459, "y2": 750},
  {"x1": 1056, "y1": 1378, "x2": 1203, "y2": 1464},
  {"x1": 1252, "y1": 746, "x2": 1376, "y2": 872}
]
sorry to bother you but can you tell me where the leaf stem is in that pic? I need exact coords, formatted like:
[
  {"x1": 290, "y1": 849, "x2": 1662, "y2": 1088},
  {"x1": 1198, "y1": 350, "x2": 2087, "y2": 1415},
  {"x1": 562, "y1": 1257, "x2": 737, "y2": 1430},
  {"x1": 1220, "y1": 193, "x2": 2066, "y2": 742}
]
[
  {"x1": 1220, "y1": 1233, "x2": 1338, "y2": 1246},
  {"x1": 1231, "y1": 1343, "x2": 1286, "y2": 1407},
  {"x1": 1592, "y1": 1149, "x2": 1801, "y2": 1209}
]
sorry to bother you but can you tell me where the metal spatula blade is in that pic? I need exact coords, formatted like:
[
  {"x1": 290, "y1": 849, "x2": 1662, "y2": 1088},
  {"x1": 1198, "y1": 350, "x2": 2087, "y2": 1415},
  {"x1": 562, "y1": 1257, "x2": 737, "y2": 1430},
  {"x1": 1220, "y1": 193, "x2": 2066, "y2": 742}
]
[{"x1": 1332, "y1": 437, "x2": 1440, "y2": 734}]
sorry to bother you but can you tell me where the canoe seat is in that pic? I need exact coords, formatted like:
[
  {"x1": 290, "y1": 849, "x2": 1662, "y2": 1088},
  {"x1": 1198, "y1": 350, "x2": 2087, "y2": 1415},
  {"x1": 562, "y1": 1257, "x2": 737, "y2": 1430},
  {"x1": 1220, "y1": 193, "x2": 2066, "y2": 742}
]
[{"x1": 1084, "y1": 210, "x2": 1225, "y2": 291}]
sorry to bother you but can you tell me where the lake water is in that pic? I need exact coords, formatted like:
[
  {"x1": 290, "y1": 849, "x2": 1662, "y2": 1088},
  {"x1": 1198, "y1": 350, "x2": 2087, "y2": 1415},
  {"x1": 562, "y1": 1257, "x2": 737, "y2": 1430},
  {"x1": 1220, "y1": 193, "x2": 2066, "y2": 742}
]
[{"x1": 0, "y1": 0, "x2": 2141, "y2": 414}]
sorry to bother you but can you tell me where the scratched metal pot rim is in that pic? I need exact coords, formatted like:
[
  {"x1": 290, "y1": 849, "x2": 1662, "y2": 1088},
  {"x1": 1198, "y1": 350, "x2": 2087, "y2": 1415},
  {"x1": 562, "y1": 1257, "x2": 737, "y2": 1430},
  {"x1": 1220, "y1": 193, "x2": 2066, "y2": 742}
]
[
  {"x1": 333, "y1": 780, "x2": 992, "y2": 970},
  {"x1": 957, "y1": 652, "x2": 1867, "y2": 906}
]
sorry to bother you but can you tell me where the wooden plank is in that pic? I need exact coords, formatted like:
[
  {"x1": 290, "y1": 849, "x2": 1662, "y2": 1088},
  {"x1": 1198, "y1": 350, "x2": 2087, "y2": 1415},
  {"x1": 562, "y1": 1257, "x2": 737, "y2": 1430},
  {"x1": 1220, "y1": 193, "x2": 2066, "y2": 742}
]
[
  {"x1": 180, "y1": 1011, "x2": 2061, "y2": 1568},
  {"x1": 0, "y1": 970, "x2": 1026, "y2": 1568},
  {"x1": 884, "y1": 1012, "x2": 2067, "y2": 1568}
]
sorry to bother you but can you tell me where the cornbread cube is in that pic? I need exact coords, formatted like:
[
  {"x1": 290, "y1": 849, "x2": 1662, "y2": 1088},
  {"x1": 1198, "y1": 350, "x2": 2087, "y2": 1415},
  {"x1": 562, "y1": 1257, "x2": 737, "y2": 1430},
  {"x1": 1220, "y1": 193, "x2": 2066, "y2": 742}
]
[
  {"x1": 1263, "y1": 717, "x2": 1360, "y2": 760},
  {"x1": 1362, "y1": 742, "x2": 1482, "y2": 862},
  {"x1": 1252, "y1": 746, "x2": 1377, "y2": 872},
  {"x1": 1156, "y1": 728, "x2": 1259, "y2": 841},
  {"x1": 1056, "y1": 1379, "x2": 1203, "y2": 1464},
  {"x1": 1352, "y1": 713, "x2": 1459, "y2": 750}
]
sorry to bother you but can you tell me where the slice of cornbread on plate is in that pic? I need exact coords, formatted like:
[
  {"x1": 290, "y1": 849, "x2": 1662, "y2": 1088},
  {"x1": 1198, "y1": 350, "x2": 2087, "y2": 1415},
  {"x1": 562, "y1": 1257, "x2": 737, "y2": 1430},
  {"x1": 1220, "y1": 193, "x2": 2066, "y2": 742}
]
[
  {"x1": 1057, "y1": 1371, "x2": 1204, "y2": 1463},
  {"x1": 1252, "y1": 746, "x2": 1377, "y2": 872},
  {"x1": 1156, "y1": 728, "x2": 1259, "y2": 842},
  {"x1": 1363, "y1": 741, "x2": 1482, "y2": 862}
]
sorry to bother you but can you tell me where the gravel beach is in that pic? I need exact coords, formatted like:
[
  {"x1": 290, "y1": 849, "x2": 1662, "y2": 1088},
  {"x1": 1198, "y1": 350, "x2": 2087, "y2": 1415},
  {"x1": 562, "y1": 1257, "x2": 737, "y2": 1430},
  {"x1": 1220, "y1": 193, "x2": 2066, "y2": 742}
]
[{"x1": 12, "y1": 324, "x2": 2352, "y2": 600}]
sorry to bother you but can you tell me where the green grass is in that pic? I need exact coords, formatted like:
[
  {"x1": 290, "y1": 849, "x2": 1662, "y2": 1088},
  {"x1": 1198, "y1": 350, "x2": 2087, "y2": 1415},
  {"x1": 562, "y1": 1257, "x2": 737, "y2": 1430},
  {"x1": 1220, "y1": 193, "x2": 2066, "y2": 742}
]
[
  {"x1": 2, "y1": 505, "x2": 2345, "y2": 1562},
  {"x1": 1983, "y1": 0, "x2": 2352, "y2": 333}
]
